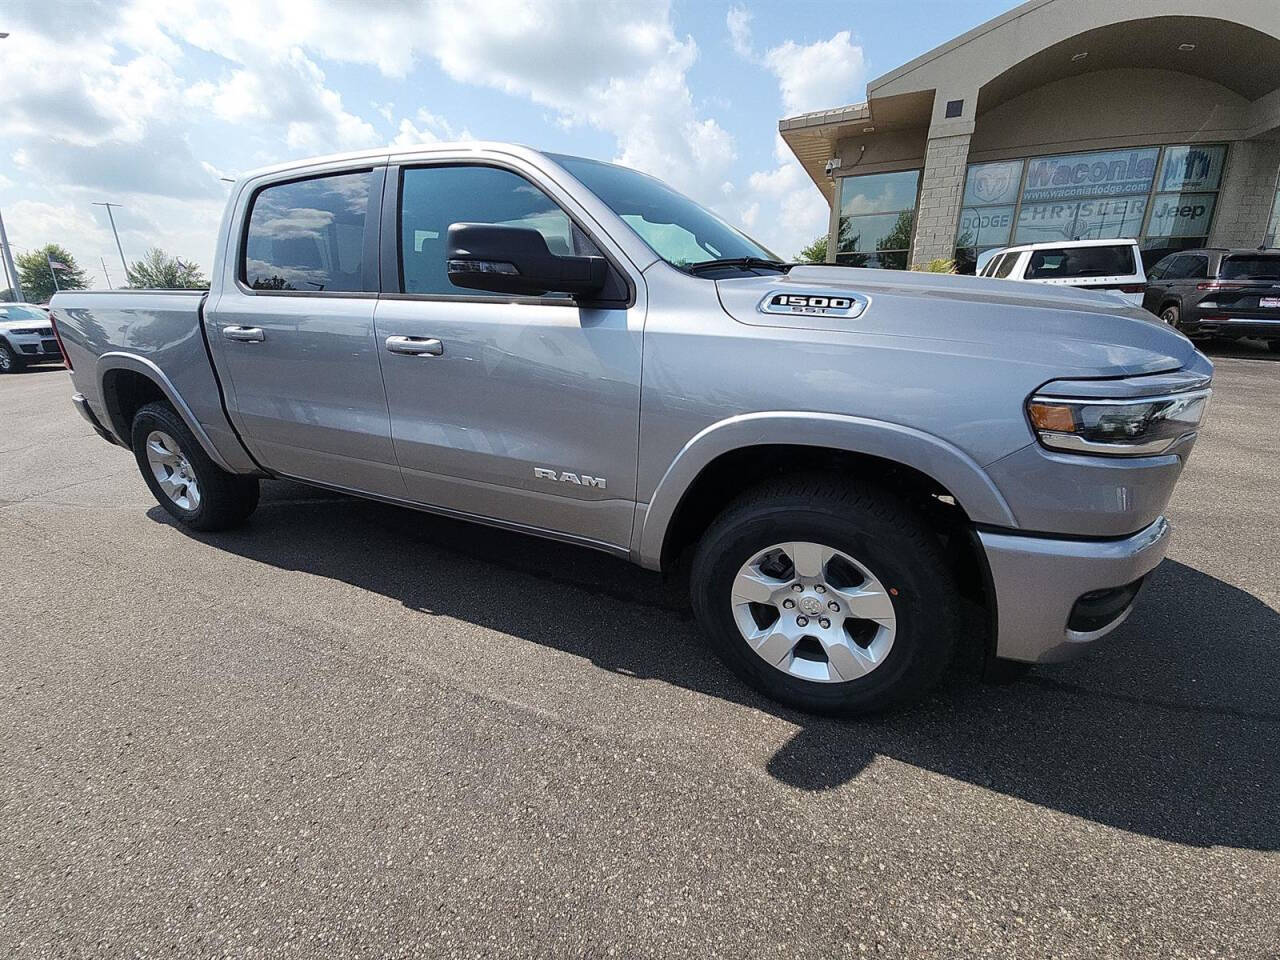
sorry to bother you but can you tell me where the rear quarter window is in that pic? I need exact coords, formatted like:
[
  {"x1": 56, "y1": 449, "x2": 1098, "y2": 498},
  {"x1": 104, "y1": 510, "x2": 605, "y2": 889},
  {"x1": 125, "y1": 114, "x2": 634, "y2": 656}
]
[{"x1": 1024, "y1": 245, "x2": 1136, "y2": 280}]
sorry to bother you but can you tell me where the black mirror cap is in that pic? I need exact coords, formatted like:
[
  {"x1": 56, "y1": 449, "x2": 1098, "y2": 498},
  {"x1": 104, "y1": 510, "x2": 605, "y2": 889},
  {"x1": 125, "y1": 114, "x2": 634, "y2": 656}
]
[{"x1": 446, "y1": 223, "x2": 607, "y2": 297}]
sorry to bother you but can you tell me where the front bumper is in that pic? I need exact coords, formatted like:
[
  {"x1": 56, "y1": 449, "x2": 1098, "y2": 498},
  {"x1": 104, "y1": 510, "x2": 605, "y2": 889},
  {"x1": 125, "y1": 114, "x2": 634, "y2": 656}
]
[
  {"x1": 7, "y1": 333, "x2": 62, "y2": 361},
  {"x1": 980, "y1": 516, "x2": 1171, "y2": 662}
]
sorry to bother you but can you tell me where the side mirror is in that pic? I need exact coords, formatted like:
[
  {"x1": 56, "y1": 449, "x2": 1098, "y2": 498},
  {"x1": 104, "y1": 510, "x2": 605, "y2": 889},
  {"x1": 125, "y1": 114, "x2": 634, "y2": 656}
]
[{"x1": 446, "y1": 223, "x2": 607, "y2": 297}]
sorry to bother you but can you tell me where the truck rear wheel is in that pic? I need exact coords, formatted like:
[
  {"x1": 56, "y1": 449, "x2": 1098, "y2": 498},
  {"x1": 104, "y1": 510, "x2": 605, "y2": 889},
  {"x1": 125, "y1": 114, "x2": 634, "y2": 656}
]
[
  {"x1": 690, "y1": 476, "x2": 960, "y2": 715},
  {"x1": 130, "y1": 401, "x2": 259, "y2": 531}
]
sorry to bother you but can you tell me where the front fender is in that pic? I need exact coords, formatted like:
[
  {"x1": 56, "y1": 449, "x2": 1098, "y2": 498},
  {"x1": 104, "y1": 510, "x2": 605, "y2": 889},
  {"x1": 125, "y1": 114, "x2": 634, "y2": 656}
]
[{"x1": 634, "y1": 411, "x2": 1017, "y2": 569}]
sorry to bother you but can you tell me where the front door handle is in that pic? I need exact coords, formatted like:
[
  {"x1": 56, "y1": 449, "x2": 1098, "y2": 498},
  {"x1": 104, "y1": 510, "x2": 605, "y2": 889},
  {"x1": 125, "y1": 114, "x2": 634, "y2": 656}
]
[
  {"x1": 222, "y1": 325, "x2": 265, "y2": 343},
  {"x1": 385, "y1": 335, "x2": 444, "y2": 357}
]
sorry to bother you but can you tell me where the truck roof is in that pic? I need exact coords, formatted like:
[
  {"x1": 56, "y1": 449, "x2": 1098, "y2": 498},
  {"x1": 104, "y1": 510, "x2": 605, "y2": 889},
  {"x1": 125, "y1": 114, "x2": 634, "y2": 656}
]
[{"x1": 232, "y1": 141, "x2": 558, "y2": 184}]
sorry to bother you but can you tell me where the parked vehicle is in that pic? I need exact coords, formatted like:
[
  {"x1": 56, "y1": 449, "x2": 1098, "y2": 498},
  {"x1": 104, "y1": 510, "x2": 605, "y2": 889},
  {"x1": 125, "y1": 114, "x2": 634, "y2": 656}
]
[
  {"x1": 0, "y1": 302, "x2": 63, "y2": 373},
  {"x1": 1142, "y1": 247, "x2": 1280, "y2": 350},
  {"x1": 48, "y1": 144, "x2": 1213, "y2": 714},
  {"x1": 978, "y1": 239, "x2": 1147, "y2": 304}
]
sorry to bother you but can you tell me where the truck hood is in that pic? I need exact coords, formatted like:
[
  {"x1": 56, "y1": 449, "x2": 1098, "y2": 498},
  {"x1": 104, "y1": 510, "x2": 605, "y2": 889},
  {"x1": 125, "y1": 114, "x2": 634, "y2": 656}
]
[{"x1": 715, "y1": 266, "x2": 1198, "y2": 377}]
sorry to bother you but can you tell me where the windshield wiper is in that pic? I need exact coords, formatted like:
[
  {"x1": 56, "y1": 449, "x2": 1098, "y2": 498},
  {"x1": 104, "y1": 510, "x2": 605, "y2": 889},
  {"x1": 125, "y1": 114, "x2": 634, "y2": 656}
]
[{"x1": 685, "y1": 257, "x2": 792, "y2": 275}]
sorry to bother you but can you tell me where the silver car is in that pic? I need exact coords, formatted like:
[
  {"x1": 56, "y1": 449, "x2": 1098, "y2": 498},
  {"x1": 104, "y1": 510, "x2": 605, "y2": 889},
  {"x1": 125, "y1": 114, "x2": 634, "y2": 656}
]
[{"x1": 49, "y1": 143, "x2": 1212, "y2": 714}]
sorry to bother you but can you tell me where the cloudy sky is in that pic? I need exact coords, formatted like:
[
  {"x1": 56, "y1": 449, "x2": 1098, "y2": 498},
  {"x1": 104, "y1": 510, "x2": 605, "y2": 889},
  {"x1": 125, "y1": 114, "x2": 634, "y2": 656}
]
[{"x1": 0, "y1": 0, "x2": 1012, "y2": 288}]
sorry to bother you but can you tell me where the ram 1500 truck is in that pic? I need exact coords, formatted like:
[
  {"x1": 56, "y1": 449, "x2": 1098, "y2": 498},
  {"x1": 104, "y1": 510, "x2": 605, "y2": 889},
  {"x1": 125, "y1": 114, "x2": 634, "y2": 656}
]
[{"x1": 49, "y1": 143, "x2": 1213, "y2": 714}]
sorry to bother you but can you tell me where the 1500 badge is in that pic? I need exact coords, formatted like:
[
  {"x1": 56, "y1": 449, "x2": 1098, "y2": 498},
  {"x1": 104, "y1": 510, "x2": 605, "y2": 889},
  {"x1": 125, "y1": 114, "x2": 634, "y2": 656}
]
[{"x1": 760, "y1": 291, "x2": 868, "y2": 319}]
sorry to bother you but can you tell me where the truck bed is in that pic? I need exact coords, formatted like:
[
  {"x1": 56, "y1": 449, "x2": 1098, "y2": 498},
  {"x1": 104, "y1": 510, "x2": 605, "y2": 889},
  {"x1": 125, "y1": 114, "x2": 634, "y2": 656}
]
[{"x1": 49, "y1": 289, "x2": 258, "y2": 474}]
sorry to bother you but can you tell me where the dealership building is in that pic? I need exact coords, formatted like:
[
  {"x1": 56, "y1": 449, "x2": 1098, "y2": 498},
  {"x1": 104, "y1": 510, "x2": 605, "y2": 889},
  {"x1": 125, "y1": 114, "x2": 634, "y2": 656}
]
[{"x1": 780, "y1": 0, "x2": 1280, "y2": 272}]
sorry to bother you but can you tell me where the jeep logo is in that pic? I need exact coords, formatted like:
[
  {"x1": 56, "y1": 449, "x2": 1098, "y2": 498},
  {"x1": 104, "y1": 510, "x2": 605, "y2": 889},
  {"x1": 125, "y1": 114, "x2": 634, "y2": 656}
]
[
  {"x1": 534, "y1": 467, "x2": 606, "y2": 489},
  {"x1": 760, "y1": 291, "x2": 867, "y2": 318}
]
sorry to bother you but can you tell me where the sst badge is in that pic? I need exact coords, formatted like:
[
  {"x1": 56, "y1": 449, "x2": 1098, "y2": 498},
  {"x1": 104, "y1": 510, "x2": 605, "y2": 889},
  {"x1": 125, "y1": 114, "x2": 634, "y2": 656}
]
[{"x1": 759, "y1": 291, "x2": 868, "y2": 319}]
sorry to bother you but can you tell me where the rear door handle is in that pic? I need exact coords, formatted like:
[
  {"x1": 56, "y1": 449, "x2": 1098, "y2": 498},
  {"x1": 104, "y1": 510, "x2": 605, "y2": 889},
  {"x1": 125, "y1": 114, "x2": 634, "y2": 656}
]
[
  {"x1": 385, "y1": 335, "x2": 443, "y2": 357},
  {"x1": 222, "y1": 325, "x2": 265, "y2": 342}
]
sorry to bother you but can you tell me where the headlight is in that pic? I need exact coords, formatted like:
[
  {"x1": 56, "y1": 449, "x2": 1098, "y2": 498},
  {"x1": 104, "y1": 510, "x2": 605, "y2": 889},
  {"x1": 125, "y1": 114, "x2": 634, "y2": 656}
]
[{"x1": 1027, "y1": 389, "x2": 1210, "y2": 456}]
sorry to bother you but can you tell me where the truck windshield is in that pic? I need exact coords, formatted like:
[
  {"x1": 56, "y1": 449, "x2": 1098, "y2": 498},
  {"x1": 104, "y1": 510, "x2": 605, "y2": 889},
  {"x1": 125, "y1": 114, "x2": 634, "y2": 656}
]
[{"x1": 550, "y1": 154, "x2": 778, "y2": 269}]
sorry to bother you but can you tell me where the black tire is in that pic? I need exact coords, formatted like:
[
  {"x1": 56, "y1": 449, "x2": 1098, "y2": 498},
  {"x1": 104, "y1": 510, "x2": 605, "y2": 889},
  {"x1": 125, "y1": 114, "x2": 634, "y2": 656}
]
[
  {"x1": 1268, "y1": 340, "x2": 1280, "y2": 354},
  {"x1": 1159, "y1": 303, "x2": 1180, "y2": 327},
  {"x1": 0, "y1": 341, "x2": 25, "y2": 373},
  {"x1": 130, "y1": 400, "x2": 259, "y2": 531},
  {"x1": 690, "y1": 476, "x2": 962, "y2": 715}
]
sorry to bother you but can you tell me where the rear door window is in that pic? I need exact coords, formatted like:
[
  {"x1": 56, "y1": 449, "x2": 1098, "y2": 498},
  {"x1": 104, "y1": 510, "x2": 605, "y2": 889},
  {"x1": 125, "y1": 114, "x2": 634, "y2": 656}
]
[
  {"x1": 1024, "y1": 245, "x2": 1135, "y2": 280},
  {"x1": 243, "y1": 170, "x2": 373, "y2": 292},
  {"x1": 1219, "y1": 255, "x2": 1280, "y2": 281}
]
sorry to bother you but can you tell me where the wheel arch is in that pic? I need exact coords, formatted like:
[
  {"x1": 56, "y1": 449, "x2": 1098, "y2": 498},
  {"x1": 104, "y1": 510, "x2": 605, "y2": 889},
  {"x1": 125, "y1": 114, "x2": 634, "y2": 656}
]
[
  {"x1": 96, "y1": 353, "x2": 238, "y2": 472},
  {"x1": 636, "y1": 412, "x2": 1017, "y2": 573}
]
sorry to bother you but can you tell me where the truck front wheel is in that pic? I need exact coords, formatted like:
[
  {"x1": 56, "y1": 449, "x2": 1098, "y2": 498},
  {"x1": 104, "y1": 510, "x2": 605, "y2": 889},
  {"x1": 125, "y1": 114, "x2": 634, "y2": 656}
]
[
  {"x1": 690, "y1": 477, "x2": 961, "y2": 715},
  {"x1": 130, "y1": 401, "x2": 259, "y2": 531}
]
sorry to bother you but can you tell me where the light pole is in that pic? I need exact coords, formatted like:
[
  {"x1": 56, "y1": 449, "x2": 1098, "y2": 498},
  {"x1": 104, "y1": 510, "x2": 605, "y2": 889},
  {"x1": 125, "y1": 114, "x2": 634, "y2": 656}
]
[
  {"x1": 101, "y1": 257, "x2": 113, "y2": 290},
  {"x1": 0, "y1": 207, "x2": 23, "y2": 302},
  {"x1": 93, "y1": 201, "x2": 130, "y2": 286},
  {"x1": 0, "y1": 34, "x2": 16, "y2": 303}
]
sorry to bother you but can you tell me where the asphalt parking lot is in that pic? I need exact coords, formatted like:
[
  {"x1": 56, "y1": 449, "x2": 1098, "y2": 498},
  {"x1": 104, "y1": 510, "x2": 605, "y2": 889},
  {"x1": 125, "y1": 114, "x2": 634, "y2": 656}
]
[{"x1": 2, "y1": 344, "x2": 1278, "y2": 959}]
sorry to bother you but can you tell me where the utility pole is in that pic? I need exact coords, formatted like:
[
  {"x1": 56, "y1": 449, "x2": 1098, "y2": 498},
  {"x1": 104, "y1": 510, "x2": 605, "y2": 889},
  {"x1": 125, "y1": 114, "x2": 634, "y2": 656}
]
[
  {"x1": 93, "y1": 202, "x2": 130, "y2": 286},
  {"x1": 101, "y1": 257, "x2": 113, "y2": 290},
  {"x1": 0, "y1": 36, "x2": 16, "y2": 302},
  {"x1": 0, "y1": 207, "x2": 23, "y2": 302}
]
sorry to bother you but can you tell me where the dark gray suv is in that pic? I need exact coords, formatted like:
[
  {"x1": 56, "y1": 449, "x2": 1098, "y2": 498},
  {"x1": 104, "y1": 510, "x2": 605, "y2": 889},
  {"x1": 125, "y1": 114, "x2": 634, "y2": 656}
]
[{"x1": 1142, "y1": 248, "x2": 1280, "y2": 351}]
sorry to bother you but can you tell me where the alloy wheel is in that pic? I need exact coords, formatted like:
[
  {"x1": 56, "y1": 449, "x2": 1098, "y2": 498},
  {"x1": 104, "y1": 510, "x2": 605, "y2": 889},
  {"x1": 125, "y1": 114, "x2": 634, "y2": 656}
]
[
  {"x1": 730, "y1": 541, "x2": 897, "y2": 683},
  {"x1": 144, "y1": 430, "x2": 202, "y2": 511}
]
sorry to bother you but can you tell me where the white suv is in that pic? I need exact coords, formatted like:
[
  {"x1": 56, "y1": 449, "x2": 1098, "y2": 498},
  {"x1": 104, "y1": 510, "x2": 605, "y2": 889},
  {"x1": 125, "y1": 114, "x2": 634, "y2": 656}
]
[
  {"x1": 978, "y1": 239, "x2": 1148, "y2": 305},
  {"x1": 0, "y1": 303, "x2": 61, "y2": 373}
]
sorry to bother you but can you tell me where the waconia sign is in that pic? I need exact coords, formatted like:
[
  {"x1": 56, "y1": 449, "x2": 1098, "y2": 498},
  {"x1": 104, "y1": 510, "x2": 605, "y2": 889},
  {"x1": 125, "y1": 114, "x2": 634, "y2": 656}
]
[
  {"x1": 1022, "y1": 148, "x2": 1159, "y2": 202},
  {"x1": 957, "y1": 143, "x2": 1228, "y2": 252}
]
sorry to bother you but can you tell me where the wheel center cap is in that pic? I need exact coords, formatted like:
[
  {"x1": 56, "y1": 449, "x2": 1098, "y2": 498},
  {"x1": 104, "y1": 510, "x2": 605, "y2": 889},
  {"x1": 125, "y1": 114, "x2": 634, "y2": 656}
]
[{"x1": 798, "y1": 595, "x2": 823, "y2": 616}]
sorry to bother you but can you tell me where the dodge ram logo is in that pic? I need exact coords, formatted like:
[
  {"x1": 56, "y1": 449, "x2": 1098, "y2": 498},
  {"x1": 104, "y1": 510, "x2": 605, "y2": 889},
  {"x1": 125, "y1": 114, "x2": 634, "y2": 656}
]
[
  {"x1": 534, "y1": 467, "x2": 606, "y2": 489},
  {"x1": 759, "y1": 291, "x2": 868, "y2": 319}
]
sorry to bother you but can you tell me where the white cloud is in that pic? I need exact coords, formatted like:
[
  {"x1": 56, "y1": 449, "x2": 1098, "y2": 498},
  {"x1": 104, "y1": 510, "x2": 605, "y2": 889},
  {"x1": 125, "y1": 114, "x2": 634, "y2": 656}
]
[
  {"x1": 186, "y1": 48, "x2": 378, "y2": 154},
  {"x1": 391, "y1": 110, "x2": 472, "y2": 148},
  {"x1": 742, "y1": 137, "x2": 830, "y2": 258},
  {"x1": 415, "y1": 0, "x2": 736, "y2": 199},
  {"x1": 726, "y1": 6, "x2": 754, "y2": 59},
  {"x1": 764, "y1": 31, "x2": 866, "y2": 116}
]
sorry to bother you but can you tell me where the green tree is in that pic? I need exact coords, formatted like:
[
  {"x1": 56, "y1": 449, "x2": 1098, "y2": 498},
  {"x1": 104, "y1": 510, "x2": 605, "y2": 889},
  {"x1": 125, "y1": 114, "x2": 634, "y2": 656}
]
[
  {"x1": 126, "y1": 248, "x2": 208, "y2": 289},
  {"x1": 797, "y1": 233, "x2": 828, "y2": 263},
  {"x1": 16, "y1": 244, "x2": 88, "y2": 303}
]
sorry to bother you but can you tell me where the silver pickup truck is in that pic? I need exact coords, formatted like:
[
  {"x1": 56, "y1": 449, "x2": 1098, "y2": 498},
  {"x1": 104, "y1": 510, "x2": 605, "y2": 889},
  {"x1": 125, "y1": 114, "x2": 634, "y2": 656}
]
[{"x1": 49, "y1": 142, "x2": 1212, "y2": 713}]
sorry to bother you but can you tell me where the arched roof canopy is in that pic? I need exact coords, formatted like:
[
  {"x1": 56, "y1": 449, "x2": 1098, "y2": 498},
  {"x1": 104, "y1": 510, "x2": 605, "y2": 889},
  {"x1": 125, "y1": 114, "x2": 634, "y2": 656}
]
[{"x1": 977, "y1": 16, "x2": 1280, "y2": 114}]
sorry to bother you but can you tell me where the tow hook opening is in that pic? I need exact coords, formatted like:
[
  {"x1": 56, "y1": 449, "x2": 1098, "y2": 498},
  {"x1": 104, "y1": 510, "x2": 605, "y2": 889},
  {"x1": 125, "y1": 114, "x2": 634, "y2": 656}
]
[{"x1": 1068, "y1": 577, "x2": 1146, "y2": 634}]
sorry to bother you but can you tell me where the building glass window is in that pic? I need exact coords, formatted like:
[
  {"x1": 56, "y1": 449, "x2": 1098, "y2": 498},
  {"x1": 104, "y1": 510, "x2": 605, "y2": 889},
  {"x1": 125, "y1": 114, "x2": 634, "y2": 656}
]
[
  {"x1": 953, "y1": 144, "x2": 1230, "y2": 273},
  {"x1": 835, "y1": 170, "x2": 920, "y2": 270},
  {"x1": 954, "y1": 160, "x2": 1023, "y2": 274}
]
